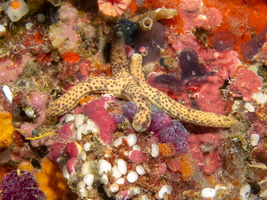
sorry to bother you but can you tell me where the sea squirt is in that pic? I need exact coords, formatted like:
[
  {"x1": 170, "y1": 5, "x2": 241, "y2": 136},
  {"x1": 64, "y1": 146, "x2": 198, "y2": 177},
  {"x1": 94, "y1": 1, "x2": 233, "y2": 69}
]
[
  {"x1": 178, "y1": 47, "x2": 208, "y2": 82},
  {"x1": 241, "y1": 26, "x2": 267, "y2": 61}
]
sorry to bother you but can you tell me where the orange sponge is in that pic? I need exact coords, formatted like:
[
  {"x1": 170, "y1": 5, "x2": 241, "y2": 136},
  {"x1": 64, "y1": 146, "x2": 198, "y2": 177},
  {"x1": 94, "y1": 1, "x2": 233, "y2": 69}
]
[{"x1": 0, "y1": 112, "x2": 14, "y2": 149}]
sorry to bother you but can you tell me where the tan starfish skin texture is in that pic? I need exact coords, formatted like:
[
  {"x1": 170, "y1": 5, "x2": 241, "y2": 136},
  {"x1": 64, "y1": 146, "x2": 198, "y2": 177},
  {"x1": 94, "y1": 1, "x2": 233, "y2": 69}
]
[{"x1": 35, "y1": 30, "x2": 237, "y2": 134}]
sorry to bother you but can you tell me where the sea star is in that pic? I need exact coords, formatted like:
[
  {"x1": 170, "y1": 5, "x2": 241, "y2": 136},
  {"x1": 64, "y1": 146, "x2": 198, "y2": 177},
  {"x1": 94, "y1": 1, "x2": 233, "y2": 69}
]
[{"x1": 34, "y1": 30, "x2": 237, "y2": 134}]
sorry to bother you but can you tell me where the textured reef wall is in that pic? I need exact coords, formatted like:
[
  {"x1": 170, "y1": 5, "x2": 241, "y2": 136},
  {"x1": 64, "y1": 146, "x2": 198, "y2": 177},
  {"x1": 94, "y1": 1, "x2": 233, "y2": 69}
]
[{"x1": 1, "y1": 0, "x2": 267, "y2": 200}]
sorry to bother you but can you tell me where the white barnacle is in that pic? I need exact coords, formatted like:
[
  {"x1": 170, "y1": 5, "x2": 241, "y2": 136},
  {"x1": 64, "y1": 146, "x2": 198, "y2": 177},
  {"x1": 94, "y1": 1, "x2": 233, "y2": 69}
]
[
  {"x1": 127, "y1": 171, "x2": 138, "y2": 183},
  {"x1": 158, "y1": 185, "x2": 172, "y2": 199},
  {"x1": 74, "y1": 114, "x2": 85, "y2": 128},
  {"x1": 98, "y1": 159, "x2": 112, "y2": 175},
  {"x1": 116, "y1": 158, "x2": 127, "y2": 175},
  {"x1": 83, "y1": 174, "x2": 94, "y2": 186},
  {"x1": 151, "y1": 143, "x2": 159, "y2": 157},
  {"x1": 135, "y1": 165, "x2": 145, "y2": 175}
]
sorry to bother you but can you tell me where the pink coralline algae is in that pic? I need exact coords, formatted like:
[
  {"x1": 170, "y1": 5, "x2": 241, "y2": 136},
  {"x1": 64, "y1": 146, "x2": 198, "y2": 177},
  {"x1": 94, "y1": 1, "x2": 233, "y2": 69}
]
[
  {"x1": 0, "y1": 55, "x2": 33, "y2": 84},
  {"x1": 20, "y1": 90, "x2": 49, "y2": 139},
  {"x1": 49, "y1": 3, "x2": 81, "y2": 53},
  {"x1": 129, "y1": 150, "x2": 145, "y2": 163},
  {"x1": 179, "y1": 0, "x2": 222, "y2": 32},
  {"x1": 229, "y1": 68, "x2": 262, "y2": 101},
  {"x1": 188, "y1": 133, "x2": 222, "y2": 175},
  {"x1": 57, "y1": 122, "x2": 73, "y2": 141},
  {"x1": 1, "y1": 170, "x2": 46, "y2": 200},
  {"x1": 66, "y1": 157, "x2": 77, "y2": 174},
  {"x1": 48, "y1": 142, "x2": 66, "y2": 163},
  {"x1": 80, "y1": 96, "x2": 116, "y2": 144},
  {"x1": 148, "y1": 32, "x2": 240, "y2": 115}
]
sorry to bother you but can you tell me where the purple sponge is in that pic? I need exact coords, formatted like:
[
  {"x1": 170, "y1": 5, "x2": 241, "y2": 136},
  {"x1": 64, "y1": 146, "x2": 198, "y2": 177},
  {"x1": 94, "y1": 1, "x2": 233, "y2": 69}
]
[
  {"x1": 158, "y1": 120, "x2": 190, "y2": 153},
  {"x1": 1, "y1": 170, "x2": 46, "y2": 200}
]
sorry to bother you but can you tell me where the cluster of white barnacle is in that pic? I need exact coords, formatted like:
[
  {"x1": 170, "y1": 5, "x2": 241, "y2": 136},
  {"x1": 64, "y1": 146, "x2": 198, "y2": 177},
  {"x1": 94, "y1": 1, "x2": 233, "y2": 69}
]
[{"x1": 60, "y1": 111, "x2": 172, "y2": 199}]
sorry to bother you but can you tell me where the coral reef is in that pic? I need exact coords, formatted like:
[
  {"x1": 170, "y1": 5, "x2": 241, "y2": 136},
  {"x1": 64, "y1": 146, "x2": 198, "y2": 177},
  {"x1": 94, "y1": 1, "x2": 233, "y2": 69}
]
[{"x1": 0, "y1": 0, "x2": 267, "y2": 199}]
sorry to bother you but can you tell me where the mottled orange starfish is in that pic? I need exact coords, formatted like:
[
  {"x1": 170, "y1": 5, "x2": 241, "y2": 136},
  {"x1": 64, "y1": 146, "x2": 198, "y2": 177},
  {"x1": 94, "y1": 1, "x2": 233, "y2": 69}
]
[{"x1": 35, "y1": 30, "x2": 237, "y2": 134}]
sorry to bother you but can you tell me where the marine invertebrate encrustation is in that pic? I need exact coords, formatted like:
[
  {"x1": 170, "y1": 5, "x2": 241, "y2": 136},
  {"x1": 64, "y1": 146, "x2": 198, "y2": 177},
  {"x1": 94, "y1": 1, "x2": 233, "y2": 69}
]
[{"x1": 35, "y1": 28, "x2": 237, "y2": 135}]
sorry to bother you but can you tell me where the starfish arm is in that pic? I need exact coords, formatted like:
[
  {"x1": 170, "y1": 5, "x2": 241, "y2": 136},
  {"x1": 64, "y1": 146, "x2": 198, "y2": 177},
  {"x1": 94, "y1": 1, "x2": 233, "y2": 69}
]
[
  {"x1": 129, "y1": 53, "x2": 145, "y2": 81},
  {"x1": 47, "y1": 77, "x2": 124, "y2": 117},
  {"x1": 110, "y1": 31, "x2": 130, "y2": 77},
  {"x1": 33, "y1": 77, "x2": 126, "y2": 135},
  {"x1": 140, "y1": 81, "x2": 237, "y2": 128},
  {"x1": 122, "y1": 79, "x2": 152, "y2": 132}
]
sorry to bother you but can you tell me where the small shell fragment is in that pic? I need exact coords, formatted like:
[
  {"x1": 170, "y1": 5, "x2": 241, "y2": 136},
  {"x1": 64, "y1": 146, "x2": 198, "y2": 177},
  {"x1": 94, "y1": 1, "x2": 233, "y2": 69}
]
[
  {"x1": 240, "y1": 184, "x2": 251, "y2": 200},
  {"x1": 2, "y1": 85, "x2": 13, "y2": 103},
  {"x1": 250, "y1": 134, "x2": 260, "y2": 147}
]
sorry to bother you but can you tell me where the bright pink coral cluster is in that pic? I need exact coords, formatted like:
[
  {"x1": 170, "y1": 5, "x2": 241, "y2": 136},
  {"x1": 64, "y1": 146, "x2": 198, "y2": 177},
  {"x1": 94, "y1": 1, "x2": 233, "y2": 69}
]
[
  {"x1": 48, "y1": 123, "x2": 74, "y2": 163},
  {"x1": 80, "y1": 95, "x2": 116, "y2": 144}
]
